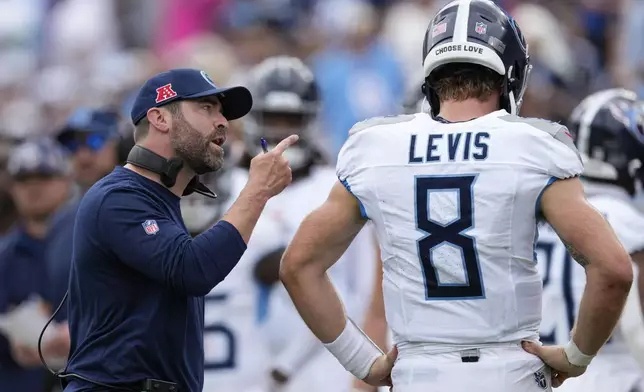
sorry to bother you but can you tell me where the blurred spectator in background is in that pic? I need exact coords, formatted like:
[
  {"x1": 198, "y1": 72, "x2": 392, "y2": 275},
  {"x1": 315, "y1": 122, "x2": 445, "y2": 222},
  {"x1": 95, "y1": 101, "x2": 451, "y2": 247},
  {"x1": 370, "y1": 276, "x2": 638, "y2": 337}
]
[
  {"x1": 56, "y1": 108, "x2": 121, "y2": 194},
  {"x1": 617, "y1": 0, "x2": 644, "y2": 97},
  {"x1": 309, "y1": 0, "x2": 404, "y2": 158},
  {"x1": 0, "y1": 132, "x2": 20, "y2": 235},
  {"x1": 45, "y1": 108, "x2": 122, "y2": 327},
  {"x1": 0, "y1": 139, "x2": 72, "y2": 392},
  {"x1": 381, "y1": 0, "x2": 450, "y2": 90}
]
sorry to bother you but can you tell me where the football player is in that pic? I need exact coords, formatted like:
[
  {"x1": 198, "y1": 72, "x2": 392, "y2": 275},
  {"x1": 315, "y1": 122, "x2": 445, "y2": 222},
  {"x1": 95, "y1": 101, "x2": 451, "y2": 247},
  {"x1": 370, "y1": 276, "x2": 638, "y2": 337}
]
[
  {"x1": 537, "y1": 88, "x2": 644, "y2": 392},
  {"x1": 240, "y1": 56, "x2": 377, "y2": 392},
  {"x1": 279, "y1": 1, "x2": 633, "y2": 391},
  {"x1": 182, "y1": 145, "x2": 275, "y2": 392}
]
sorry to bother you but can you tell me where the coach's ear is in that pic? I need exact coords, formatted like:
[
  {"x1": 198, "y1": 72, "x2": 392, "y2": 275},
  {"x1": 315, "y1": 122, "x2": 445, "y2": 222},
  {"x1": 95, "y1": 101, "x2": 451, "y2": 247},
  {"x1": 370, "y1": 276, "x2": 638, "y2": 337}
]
[{"x1": 147, "y1": 107, "x2": 171, "y2": 133}]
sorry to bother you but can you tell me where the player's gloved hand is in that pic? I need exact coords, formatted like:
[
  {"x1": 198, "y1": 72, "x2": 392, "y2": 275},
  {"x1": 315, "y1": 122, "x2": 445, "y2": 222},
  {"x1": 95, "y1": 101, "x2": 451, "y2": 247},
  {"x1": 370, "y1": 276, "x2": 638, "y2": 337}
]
[
  {"x1": 247, "y1": 134, "x2": 299, "y2": 199},
  {"x1": 362, "y1": 346, "x2": 398, "y2": 387},
  {"x1": 522, "y1": 340, "x2": 587, "y2": 388}
]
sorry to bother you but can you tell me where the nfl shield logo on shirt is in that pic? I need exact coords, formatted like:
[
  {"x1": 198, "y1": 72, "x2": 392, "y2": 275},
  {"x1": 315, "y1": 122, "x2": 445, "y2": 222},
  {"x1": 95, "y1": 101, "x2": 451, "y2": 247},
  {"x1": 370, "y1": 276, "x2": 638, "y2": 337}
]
[{"x1": 142, "y1": 220, "x2": 160, "y2": 235}]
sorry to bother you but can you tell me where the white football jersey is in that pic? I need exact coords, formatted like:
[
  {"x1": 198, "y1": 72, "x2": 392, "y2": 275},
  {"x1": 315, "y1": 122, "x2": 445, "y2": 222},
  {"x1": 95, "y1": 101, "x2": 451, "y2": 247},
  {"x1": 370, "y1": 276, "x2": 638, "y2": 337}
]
[
  {"x1": 256, "y1": 166, "x2": 377, "y2": 387},
  {"x1": 336, "y1": 110, "x2": 583, "y2": 350},
  {"x1": 202, "y1": 167, "x2": 273, "y2": 392},
  {"x1": 537, "y1": 181, "x2": 644, "y2": 355}
]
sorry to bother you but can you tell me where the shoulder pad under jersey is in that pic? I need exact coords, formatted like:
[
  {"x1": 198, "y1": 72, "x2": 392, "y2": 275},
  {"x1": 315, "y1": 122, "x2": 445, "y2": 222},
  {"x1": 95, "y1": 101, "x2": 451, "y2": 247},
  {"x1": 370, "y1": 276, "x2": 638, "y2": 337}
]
[
  {"x1": 348, "y1": 114, "x2": 416, "y2": 136},
  {"x1": 499, "y1": 114, "x2": 579, "y2": 158}
]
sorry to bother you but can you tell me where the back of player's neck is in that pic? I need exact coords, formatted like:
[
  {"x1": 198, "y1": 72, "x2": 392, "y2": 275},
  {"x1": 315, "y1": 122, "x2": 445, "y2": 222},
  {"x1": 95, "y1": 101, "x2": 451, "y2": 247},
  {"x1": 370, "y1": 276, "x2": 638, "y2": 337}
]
[{"x1": 438, "y1": 99, "x2": 499, "y2": 122}]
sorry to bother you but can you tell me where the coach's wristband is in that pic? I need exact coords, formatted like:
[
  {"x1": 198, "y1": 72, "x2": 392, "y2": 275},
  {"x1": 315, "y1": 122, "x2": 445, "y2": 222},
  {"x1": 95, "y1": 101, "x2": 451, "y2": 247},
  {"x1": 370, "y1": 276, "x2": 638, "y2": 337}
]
[
  {"x1": 564, "y1": 340, "x2": 594, "y2": 367},
  {"x1": 323, "y1": 318, "x2": 384, "y2": 380}
]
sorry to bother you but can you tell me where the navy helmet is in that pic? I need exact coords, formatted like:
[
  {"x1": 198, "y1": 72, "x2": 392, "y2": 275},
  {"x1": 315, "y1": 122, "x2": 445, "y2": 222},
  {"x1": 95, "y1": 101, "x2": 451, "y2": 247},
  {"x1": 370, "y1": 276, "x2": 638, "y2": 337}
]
[
  {"x1": 244, "y1": 56, "x2": 322, "y2": 171},
  {"x1": 568, "y1": 88, "x2": 644, "y2": 194},
  {"x1": 422, "y1": 0, "x2": 531, "y2": 116}
]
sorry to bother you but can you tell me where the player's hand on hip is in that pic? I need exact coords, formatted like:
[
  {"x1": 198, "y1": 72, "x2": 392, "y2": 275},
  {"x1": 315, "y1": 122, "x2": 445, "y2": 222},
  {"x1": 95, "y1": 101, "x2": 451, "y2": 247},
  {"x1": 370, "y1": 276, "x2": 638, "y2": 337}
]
[
  {"x1": 522, "y1": 340, "x2": 586, "y2": 388},
  {"x1": 248, "y1": 135, "x2": 299, "y2": 199},
  {"x1": 362, "y1": 346, "x2": 398, "y2": 387}
]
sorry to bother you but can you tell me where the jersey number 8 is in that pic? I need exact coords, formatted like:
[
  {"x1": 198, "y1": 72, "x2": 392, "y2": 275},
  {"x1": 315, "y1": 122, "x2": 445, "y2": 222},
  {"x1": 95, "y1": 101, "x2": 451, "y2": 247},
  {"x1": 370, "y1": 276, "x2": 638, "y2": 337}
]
[{"x1": 414, "y1": 175, "x2": 485, "y2": 300}]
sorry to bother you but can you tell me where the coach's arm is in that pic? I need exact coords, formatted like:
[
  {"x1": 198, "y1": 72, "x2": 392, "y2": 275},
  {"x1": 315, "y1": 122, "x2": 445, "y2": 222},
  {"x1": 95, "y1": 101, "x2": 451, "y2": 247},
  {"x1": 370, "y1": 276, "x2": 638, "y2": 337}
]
[
  {"x1": 280, "y1": 181, "x2": 396, "y2": 387},
  {"x1": 98, "y1": 187, "x2": 252, "y2": 297},
  {"x1": 523, "y1": 177, "x2": 633, "y2": 385}
]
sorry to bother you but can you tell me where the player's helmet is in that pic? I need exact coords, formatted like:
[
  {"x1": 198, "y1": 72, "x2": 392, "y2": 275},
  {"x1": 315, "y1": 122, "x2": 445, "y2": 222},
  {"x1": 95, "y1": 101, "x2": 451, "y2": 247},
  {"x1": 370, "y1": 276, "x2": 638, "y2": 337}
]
[
  {"x1": 181, "y1": 151, "x2": 236, "y2": 235},
  {"x1": 422, "y1": 0, "x2": 531, "y2": 116},
  {"x1": 244, "y1": 56, "x2": 321, "y2": 171},
  {"x1": 568, "y1": 88, "x2": 644, "y2": 194}
]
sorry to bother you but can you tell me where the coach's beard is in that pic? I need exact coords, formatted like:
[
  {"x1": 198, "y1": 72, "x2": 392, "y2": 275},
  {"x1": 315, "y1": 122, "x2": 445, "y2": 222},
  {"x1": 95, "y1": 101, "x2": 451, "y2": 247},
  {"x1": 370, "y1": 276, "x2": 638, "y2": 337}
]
[{"x1": 171, "y1": 122, "x2": 225, "y2": 175}]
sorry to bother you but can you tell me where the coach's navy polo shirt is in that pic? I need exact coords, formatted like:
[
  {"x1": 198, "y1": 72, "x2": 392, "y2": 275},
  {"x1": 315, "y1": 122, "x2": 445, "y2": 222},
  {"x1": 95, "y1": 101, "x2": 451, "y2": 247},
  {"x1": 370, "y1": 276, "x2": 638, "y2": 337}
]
[
  {"x1": 65, "y1": 166, "x2": 247, "y2": 392},
  {"x1": 0, "y1": 228, "x2": 50, "y2": 392}
]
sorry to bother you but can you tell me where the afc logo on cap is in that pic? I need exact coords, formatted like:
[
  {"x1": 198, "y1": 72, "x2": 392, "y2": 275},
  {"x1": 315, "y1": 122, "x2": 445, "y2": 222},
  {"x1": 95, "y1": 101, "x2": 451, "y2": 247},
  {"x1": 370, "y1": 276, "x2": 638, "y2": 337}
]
[{"x1": 155, "y1": 83, "x2": 178, "y2": 103}]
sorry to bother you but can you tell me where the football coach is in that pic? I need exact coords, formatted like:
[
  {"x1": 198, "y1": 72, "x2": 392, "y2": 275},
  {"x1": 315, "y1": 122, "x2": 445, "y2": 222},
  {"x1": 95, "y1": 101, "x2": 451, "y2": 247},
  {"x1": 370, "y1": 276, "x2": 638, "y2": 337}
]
[{"x1": 60, "y1": 68, "x2": 298, "y2": 392}]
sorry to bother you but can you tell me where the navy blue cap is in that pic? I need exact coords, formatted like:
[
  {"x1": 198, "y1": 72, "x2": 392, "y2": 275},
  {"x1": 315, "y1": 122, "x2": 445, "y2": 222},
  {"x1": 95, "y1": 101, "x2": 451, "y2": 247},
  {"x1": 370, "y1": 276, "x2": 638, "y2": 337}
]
[
  {"x1": 130, "y1": 68, "x2": 253, "y2": 124},
  {"x1": 58, "y1": 108, "x2": 120, "y2": 138},
  {"x1": 7, "y1": 138, "x2": 69, "y2": 178}
]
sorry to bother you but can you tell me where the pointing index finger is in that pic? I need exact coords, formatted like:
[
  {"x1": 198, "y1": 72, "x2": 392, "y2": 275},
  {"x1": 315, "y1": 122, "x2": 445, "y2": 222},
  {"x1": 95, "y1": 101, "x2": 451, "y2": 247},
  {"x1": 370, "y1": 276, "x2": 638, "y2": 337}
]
[{"x1": 271, "y1": 134, "x2": 300, "y2": 155}]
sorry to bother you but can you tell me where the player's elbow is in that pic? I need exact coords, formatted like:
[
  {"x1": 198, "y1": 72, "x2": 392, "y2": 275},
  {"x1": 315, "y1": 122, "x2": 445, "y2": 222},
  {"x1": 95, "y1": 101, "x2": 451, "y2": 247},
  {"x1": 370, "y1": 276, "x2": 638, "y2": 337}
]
[
  {"x1": 279, "y1": 248, "x2": 312, "y2": 288},
  {"x1": 607, "y1": 256, "x2": 634, "y2": 292},
  {"x1": 279, "y1": 253, "x2": 300, "y2": 288},
  {"x1": 590, "y1": 253, "x2": 633, "y2": 294}
]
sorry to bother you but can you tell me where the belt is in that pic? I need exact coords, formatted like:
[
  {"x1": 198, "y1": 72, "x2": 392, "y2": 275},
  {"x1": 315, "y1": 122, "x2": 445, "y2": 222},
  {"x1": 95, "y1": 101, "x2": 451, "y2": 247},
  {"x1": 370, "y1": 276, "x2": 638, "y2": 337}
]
[{"x1": 460, "y1": 348, "x2": 480, "y2": 363}]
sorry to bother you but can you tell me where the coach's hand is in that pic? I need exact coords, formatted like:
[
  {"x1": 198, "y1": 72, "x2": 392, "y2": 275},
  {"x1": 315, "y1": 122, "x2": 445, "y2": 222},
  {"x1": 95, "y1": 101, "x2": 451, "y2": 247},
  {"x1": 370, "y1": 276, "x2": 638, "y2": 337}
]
[
  {"x1": 522, "y1": 341, "x2": 587, "y2": 388},
  {"x1": 362, "y1": 345, "x2": 398, "y2": 387},
  {"x1": 248, "y1": 135, "x2": 299, "y2": 199}
]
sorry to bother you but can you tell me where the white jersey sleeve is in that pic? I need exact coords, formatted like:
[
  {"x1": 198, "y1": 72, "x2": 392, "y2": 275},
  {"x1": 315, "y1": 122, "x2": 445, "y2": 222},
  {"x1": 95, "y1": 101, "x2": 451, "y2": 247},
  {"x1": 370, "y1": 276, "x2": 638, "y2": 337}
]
[{"x1": 496, "y1": 115, "x2": 584, "y2": 180}]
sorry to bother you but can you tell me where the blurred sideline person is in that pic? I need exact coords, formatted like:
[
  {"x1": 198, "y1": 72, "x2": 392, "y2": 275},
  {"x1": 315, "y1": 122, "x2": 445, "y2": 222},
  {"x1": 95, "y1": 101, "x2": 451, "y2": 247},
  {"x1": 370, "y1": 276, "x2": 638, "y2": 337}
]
[
  {"x1": 0, "y1": 139, "x2": 73, "y2": 392},
  {"x1": 0, "y1": 131, "x2": 19, "y2": 235},
  {"x1": 537, "y1": 89, "x2": 644, "y2": 392},
  {"x1": 235, "y1": 56, "x2": 376, "y2": 392},
  {"x1": 181, "y1": 145, "x2": 271, "y2": 392},
  {"x1": 56, "y1": 108, "x2": 121, "y2": 194},
  {"x1": 279, "y1": 1, "x2": 633, "y2": 391},
  {"x1": 43, "y1": 109, "x2": 123, "y2": 351}
]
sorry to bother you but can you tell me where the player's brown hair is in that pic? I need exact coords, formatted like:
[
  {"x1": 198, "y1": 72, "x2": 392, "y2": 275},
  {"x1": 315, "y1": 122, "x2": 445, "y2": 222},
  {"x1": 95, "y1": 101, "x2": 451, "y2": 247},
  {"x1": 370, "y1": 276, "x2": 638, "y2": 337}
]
[
  {"x1": 133, "y1": 101, "x2": 182, "y2": 143},
  {"x1": 429, "y1": 63, "x2": 504, "y2": 103}
]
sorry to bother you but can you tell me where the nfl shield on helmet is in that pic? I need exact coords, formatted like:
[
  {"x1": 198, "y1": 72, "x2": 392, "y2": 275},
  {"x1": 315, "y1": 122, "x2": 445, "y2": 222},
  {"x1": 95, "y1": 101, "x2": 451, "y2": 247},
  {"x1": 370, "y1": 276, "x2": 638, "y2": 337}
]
[{"x1": 421, "y1": 0, "x2": 532, "y2": 116}]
